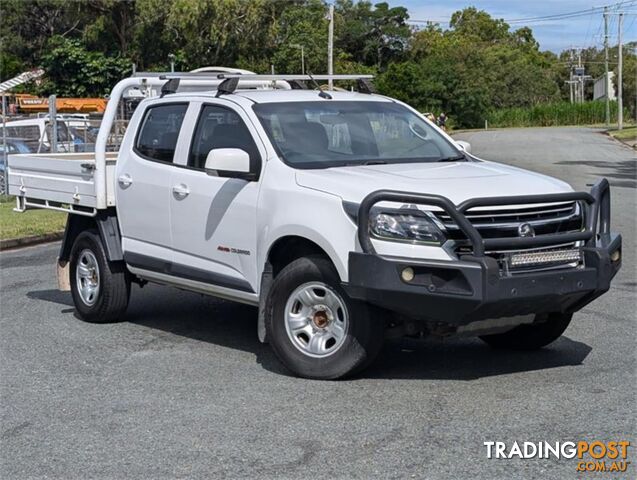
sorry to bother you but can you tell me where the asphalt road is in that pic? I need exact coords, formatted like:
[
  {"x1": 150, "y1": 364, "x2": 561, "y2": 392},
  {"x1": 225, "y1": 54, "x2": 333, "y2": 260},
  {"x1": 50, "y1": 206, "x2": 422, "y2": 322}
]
[{"x1": 1, "y1": 127, "x2": 635, "y2": 479}]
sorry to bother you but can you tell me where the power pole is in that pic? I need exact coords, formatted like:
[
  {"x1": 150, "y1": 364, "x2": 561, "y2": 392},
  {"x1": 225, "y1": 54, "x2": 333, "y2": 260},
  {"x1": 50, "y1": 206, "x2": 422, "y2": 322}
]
[
  {"x1": 327, "y1": 4, "x2": 334, "y2": 91},
  {"x1": 577, "y1": 50, "x2": 583, "y2": 103},
  {"x1": 565, "y1": 48, "x2": 579, "y2": 103},
  {"x1": 48, "y1": 95, "x2": 57, "y2": 153},
  {"x1": 617, "y1": 13, "x2": 623, "y2": 130},
  {"x1": 604, "y1": 7, "x2": 610, "y2": 126},
  {"x1": 568, "y1": 48, "x2": 574, "y2": 104},
  {"x1": 1, "y1": 93, "x2": 6, "y2": 195}
]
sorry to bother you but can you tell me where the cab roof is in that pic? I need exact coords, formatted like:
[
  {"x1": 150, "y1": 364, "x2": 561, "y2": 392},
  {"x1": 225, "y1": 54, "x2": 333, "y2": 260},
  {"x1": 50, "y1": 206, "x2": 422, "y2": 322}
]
[
  {"x1": 168, "y1": 89, "x2": 394, "y2": 104},
  {"x1": 234, "y1": 89, "x2": 393, "y2": 104}
]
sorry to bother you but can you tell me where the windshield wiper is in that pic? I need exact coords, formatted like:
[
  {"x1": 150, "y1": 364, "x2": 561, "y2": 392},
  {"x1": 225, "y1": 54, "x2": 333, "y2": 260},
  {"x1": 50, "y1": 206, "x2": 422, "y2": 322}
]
[
  {"x1": 337, "y1": 160, "x2": 388, "y2": 167},
  {"x1": 362, "y1": 160, "x2": 387, "y2": 165},
  {"x1": 438, "y1": 154, "x2": 466, "y2": 162}
]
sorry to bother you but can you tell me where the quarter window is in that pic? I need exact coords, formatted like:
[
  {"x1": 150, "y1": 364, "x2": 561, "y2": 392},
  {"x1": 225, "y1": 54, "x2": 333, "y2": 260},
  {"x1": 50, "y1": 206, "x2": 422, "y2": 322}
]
[
  {"x1": 135, "y1": 104, "x2": 187, "y2": 162},
  {"x1": 189, "y1": 105, "x2": 260, "y2": 171}
]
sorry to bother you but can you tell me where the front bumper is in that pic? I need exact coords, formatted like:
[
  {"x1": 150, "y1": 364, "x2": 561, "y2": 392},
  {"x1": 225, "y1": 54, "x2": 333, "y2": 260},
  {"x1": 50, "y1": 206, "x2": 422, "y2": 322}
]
[
  {"x1": 344, "y1": 179, "x2": 622, "y2": 326},
  {"x1": 344, "y1": 233, "x2": 621, "y2": 325}
]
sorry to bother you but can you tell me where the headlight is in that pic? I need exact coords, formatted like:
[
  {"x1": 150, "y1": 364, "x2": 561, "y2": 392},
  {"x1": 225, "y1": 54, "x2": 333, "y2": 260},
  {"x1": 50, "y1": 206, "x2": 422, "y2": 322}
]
[{"x1": 370, "y1": 209, "x2": 446, "y2": 245}]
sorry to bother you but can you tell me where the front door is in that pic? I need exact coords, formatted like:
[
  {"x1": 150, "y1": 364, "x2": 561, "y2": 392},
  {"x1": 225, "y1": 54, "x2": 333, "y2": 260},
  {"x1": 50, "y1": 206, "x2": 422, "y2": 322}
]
[
  {"x1": 116, "y1": 102, "x2": 188, "y2": 267},
  {"x1": 169, "y1": 101, "x2": 263, "y2": 294}
]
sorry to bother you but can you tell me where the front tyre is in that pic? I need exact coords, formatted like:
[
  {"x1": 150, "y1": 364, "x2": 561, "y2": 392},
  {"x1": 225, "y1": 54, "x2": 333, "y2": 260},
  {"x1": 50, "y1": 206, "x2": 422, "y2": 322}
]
[
  {"x1": 266, "y1": 256, "x2": 384, "y2": 379},
  {"x1": 70, "y1": 230, "x2": 130, "y2": 323},
  {"x1": 479, "y1": 312, "x2": 572, "y2": 350}
]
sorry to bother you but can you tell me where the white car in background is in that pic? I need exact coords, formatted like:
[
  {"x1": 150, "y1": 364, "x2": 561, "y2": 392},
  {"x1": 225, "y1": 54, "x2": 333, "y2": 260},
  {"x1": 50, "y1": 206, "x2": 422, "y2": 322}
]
[{"x1": 1, "y1": 117, "x2": 73, "y2": 152}]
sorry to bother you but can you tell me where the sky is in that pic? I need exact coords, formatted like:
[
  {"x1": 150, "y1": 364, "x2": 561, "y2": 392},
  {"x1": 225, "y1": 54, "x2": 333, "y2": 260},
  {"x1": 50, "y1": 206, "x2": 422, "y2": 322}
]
[{"x1": 388, "y1": 0, "x2": 637, "y2": 53}]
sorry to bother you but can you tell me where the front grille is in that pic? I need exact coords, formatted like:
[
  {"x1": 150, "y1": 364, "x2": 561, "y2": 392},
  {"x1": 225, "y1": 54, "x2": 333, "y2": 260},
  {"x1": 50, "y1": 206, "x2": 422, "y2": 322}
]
[
  {"x1": 437, "y1": 201, "x2": 585, "y2": 273},
  {"x1": 435, "y1": 201, "x2": 584, "y2": 242}
]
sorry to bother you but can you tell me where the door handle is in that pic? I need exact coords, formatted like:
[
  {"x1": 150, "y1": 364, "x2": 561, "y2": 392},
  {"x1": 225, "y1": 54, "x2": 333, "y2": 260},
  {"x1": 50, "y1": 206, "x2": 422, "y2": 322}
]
[
  {"x1": 118, "y1": 173, "x2": 133, "y2": 188},
  {"x1": 172, "y1": 183, "x2": 190, "y2": 199}
]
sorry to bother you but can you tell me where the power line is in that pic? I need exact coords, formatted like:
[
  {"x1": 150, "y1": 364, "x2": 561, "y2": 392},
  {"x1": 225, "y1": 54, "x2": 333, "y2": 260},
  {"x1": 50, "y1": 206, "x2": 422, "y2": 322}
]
[
  {"x1": 592, "y1": 14, "x2": 606, "y2": 46},
  {"x1": 406, "y1": 0, "x2": 636, "y2": 26},
  {"x1": 506, "y1": 0, "x2": 635, "y2": 24},
  {"x1": 507, "y1": 8, "x2": 610, "y2": 24},
  {"x1": 583, "y1": 8, "x2": 596, "y2": 46}
]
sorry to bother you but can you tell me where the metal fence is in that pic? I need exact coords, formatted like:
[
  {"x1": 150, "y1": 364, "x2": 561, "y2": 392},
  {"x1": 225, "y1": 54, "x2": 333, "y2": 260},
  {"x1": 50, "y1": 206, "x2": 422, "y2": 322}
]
[{"x1": 1, "y1": 103, "x2": 134, "y2": 195}]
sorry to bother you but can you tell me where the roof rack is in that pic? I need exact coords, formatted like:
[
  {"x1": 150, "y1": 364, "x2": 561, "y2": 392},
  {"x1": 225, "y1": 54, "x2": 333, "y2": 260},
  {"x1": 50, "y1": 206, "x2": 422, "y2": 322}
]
[
  {"x1": 158, "y1": 73, "x2": 373, "y2": 82},
  {"x1": 157, "y1": 73, "x2": 376, "y2": 97}
]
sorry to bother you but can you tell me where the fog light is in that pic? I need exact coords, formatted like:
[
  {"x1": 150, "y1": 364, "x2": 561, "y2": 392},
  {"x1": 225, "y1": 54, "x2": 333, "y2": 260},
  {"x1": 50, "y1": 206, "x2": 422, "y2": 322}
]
[
  {"x1": 401, "y1": 267, "x2": 415, "y2": 282},
  {"x1": 610, "y1": 249, "x2": 621, "y2": 262}
]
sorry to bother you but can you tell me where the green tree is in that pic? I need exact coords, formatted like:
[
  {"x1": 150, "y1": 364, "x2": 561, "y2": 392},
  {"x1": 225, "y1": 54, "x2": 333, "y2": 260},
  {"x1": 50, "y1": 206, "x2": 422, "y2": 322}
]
[
  {"x1": 449, "y1": 7, "x2": 510, "y2": 43},
  {"x1": 83, "y1": 0, "x2": 137, "y2": 55},
  {"x1": 270, "y1": 0, "x2": 328, "y2": 74},
  {"x1": 391, "y1": 7, "x2": 563, "y2": 127},
  {"x1": 0, "y1": 0, "x2": 617, "y2": 127},
  {"x1": 0, "y1": 52, "x2": 24, "y2": 82},
  {"x1": 376, "y1": 62, "x2": 444, "y2": 112},
  {"x1": 130, "y1": 0, "x2": 177, "y2": 70},
  {"x1": 36, "y1": 36, "x2": 131, "y2": 97},
  {"x1": 164, "y1": 0, "x2": 279, "y2": 70},
  {"x1": 335, "y1": 0, "x2": 410, "y2": 70},
  {"x1": 0, "y1": 0, "x2": 88, "y2": 64}
]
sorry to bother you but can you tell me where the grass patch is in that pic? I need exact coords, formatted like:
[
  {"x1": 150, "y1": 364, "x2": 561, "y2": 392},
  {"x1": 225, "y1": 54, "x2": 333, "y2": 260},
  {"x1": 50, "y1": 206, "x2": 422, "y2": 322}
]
[
  {"x1": 608, "y1": 126, "x2": 637, "y2": 143},
  {"x1": 0, "y1": 197, "x2": 66, "y2": 240},
  {"x1": 486, "y1": 101, "x2": 630, "y2": 128}
]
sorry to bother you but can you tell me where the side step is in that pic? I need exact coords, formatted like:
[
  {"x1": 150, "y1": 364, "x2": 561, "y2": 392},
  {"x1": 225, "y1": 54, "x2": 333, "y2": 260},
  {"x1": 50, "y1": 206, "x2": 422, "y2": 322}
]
[{"x1": 14, "y1": 196, "x2": 97, "y2": 217}]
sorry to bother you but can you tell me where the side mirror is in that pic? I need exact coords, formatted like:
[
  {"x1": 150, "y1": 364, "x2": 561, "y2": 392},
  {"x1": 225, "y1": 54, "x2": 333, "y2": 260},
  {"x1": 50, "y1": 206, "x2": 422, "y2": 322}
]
[
  {"x1": 456, "y1": 140, "x2": 471, "y2": 153},
  {"x1": 205, "y1": 148, "x2": 250, "y2": 175}
]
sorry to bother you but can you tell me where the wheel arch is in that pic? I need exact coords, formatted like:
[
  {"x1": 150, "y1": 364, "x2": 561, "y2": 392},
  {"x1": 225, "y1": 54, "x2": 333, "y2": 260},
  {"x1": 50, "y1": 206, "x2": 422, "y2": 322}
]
[
  {"x1": 257, "y1": 233, "x2": 348, "y2": 344},
  {"x1": 59, "y1": 208, "x2": 123, "y2": 263},
  {"x1": 266, "y1": 235, "x2": 338, "y2": 277}
]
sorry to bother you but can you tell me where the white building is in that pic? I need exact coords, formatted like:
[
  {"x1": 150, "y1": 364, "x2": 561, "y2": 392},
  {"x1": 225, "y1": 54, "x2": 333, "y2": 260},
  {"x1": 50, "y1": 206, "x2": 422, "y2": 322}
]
[{"x1": 593, "y1": 71, "x2": 616, "y2": 101}]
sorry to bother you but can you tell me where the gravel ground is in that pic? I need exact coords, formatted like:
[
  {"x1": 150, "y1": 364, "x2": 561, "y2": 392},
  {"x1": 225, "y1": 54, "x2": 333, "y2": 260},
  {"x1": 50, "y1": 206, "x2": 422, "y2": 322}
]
[{"x1": 1, "y1": 127, "x2": 635, "y2": 479}]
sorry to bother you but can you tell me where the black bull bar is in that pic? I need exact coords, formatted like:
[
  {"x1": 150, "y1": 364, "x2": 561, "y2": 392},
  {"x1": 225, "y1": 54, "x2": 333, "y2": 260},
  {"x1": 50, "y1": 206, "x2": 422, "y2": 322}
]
[{"x1": 357, "y1": 178, "x2": 612, "y2": 256}]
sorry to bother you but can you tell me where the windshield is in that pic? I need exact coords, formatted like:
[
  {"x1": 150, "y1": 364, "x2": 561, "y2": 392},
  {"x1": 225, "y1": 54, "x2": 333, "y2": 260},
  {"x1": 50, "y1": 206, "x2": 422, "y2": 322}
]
[{"x1": 253, "y1": 101, "x2": 461, "y2": 168}]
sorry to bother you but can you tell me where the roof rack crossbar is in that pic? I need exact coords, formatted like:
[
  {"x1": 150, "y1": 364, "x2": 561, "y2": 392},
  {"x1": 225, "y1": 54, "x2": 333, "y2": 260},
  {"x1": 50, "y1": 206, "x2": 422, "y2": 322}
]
[{"x1": 158, "y1": 73, "x2": 373, "y2": 81}]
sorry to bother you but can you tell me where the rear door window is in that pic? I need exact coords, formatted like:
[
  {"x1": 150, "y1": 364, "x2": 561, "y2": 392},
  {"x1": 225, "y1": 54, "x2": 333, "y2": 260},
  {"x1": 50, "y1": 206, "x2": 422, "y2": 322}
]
[{"x1": 135, "y1": 104, "x2": 188, "y2": 162}]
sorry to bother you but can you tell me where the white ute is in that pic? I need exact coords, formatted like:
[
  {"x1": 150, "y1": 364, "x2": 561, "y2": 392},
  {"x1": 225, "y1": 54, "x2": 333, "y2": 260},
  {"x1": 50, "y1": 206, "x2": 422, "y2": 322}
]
[{"x1": 7, "y1": 73, "x2": 622, "y2": 379}]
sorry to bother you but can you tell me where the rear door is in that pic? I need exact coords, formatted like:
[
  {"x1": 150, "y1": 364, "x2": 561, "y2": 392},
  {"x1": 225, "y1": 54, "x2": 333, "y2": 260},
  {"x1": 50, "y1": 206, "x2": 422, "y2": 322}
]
[
  {"x1": 116, "y1": 101, "x2": 188, "y2": 269},
  {"x1": 168, "y1": 100, "x2": 264, "y2": 293}
]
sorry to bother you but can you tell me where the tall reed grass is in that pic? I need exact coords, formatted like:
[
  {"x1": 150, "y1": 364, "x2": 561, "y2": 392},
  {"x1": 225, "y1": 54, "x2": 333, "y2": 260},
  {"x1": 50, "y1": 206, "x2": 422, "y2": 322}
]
[{"x1": 486, "y1": 101, "x2": 628, "y2": 128}]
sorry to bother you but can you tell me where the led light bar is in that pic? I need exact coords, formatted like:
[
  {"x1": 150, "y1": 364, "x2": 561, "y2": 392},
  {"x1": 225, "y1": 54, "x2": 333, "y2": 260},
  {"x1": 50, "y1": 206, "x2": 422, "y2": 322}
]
[{"x1": 509, "y1": 249, "x2": 582, "y2": 267}]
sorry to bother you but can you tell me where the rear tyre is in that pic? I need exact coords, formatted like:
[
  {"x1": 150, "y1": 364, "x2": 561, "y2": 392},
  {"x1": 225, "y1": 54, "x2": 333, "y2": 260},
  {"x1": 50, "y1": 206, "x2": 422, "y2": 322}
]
[
  {"x1": 70, "y1": 230, "x2": 130, "y2": 323},
  {"x1": 479, "y1": 313, "x2": 572, "y2": 350},
  {"x1": 266, "y1": 255, "x2": 384, "y2": 379}
]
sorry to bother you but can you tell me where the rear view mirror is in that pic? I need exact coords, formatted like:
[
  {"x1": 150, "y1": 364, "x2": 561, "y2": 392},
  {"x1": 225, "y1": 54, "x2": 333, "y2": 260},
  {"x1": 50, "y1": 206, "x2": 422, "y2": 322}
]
[
  {"x1": 205, "y1": 148, "x2": 250, "y2": 175},
  {"x1": 319, "y1": 114, "x2": 346, "y2": 125},
  {"x1": 409, "y1": 123, "x2": 428, "y2": 140}
]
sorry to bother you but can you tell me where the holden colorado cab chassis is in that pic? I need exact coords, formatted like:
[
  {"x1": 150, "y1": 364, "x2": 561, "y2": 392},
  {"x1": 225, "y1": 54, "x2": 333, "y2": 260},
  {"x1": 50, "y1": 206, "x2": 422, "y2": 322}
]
[{"x1": 7, "y1": 73, "x2": 622, "y2": 379}]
